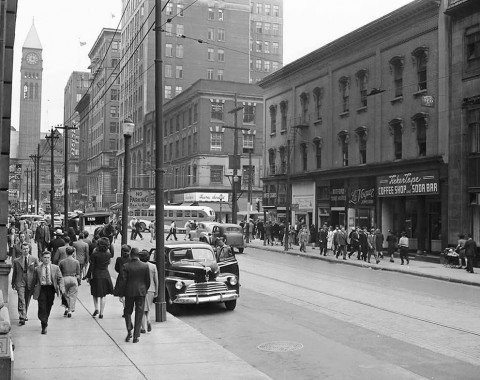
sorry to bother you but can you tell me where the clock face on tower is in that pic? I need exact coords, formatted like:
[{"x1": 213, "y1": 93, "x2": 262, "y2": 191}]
[{"x1": 25, "y1": 52, "x2": 39, "y2": 65}]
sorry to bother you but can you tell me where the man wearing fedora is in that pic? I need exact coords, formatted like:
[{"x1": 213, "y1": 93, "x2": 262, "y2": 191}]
[
  {"x1": 50, "y1": 229, "x2": 66, "y2": 260},
  {"x1": 12, "y1": 242, "x2": 39, "y2": 325},
  {"x1": 35, "y1": 219, "x2": 51, "y2": 255}
]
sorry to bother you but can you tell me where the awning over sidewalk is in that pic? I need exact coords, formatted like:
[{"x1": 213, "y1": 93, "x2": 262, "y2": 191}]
[{"x1": 202, "y1": 202, "x2": 232, "y2": 213}]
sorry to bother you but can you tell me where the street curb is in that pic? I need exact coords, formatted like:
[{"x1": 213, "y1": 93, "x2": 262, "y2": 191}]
[{"x1": 246, "y1": 244, "x2": 480, "y2": 288}]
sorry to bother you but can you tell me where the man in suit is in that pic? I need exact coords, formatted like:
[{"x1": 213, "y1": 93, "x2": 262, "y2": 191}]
[
  {"x1": 11, "y1": 242, "x2": 39, "y2": 325},
  {"x1": 35, "y1": 219, "x2": 51, "y2": 255},
  {"x1": 13, "y1": 232, "x2": 28, "y2": 259},
  {"x1": 50, "y1": 229, "x2": 66, "y2": 260},
  {"x1": 33, "y1": 251, "x2": 65, "y2": 334},
  {"x1": 73, "y1": 233, "x2": 90, "y2": 277},
  {"x1": 120, "y1": 247, "x2": 150, "y2": 343}
]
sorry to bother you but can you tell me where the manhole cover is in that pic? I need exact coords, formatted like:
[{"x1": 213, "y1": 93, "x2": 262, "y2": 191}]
[{"x1": 257, "y1": 341, "x2": 303, "y2": 352}]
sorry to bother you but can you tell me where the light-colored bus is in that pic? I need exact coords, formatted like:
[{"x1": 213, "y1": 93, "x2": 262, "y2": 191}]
[{"x1": 129, "y1": 204, "x2": 216, "y2": 232}]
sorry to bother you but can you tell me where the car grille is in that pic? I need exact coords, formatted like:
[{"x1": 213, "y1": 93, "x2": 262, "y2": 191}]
[{"x1": 185, "y1": 282, "x2": 228, "y2": 295}]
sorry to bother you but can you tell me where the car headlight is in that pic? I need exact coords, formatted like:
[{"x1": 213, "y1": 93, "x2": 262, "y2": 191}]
[
  {"x1": 228, "y1": 276, "x2": 238, "y2": 286},
  {"x1": 175, "y1": 281, "x2": 184, "y2": 290}
]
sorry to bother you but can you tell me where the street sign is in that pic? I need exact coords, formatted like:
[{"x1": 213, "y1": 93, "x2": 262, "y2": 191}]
[{"x1": 129, "y1": 189, "x2": 151, "y2": 208}]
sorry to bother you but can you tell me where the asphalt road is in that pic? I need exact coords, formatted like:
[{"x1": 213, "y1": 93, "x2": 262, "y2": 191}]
[{"x1": 175, "y1": 247, "x2": 480, "y2": 380}]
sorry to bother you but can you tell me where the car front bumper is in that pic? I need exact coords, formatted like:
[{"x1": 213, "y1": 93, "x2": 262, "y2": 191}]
[{"x1": 174, "y1": 290, "x2": 239, "y2": 304}]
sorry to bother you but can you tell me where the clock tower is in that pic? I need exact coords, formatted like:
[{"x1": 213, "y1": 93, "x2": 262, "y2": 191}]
[{"x1": 18, "y1": 21, "x2": 42, "y2": 161}]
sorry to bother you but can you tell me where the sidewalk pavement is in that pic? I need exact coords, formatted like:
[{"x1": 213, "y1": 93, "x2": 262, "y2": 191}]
[
  {"x1": 8, "y1": 238, "x2": 270, "y2": 380},
  {"x1": 245, "y1": 239, "x2": 480, "y2": 287}
]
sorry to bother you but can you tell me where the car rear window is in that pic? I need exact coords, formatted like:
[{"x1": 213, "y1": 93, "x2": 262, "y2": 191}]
[{"x1": 226, "y1": 227, "x2": 242, "y2": 233}]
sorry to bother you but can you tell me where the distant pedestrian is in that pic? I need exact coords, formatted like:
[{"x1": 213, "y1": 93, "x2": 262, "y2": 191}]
[
  {"x1": 348, "y1": 227, "x2": 361, "y2": 260},
  {"x1": 184, "y1": 220, "x2": 192, "y2": 240},
  {"x1": 367, "y1": 229, "x2": 380, "y2": 264},
  {"x1": 334, "y1": 226, "x2": 348, "y2": 260},
  {"x1": 13, "y1": 232, "x2": 27, "y2": 260},
  {"x1": 298, "y1": 225, "x2": 309, "y2": 253},
  {"x1": 310, "y1": 224, "x2": 317, "y2": 249},
  {"x1": 134, "y1": 219, "x2": 144, "y2": 241},
  {"x1": 140, "y1": 250, "x2": 158, "y2": 334},
  {"x1": 374, "y1": 229, "x2": 385, "y2": 259},
  {"x1": 11, "y1": 242, "x2": 38, "y2": 325},
  {"x1": 398, "y1": 232, "x2": 409, "y2": 265},
  {"x1": 67, "y1": 227, "x2": 77, "y2": 243},
  {"x1": 288, "y1": 226, "x2": 296, "y2": 249},
  {"x1": 264, "y1": 222, "x2": 272, "y2": 246},
  {"x1": 59, "y1": 246, "x2": 81, "y2": 318},
  {"x1": 149, "y1": 220, "x2": 156, "y2": 243},
  {"x1": 327, "y1": 226, "x2": 335, "y2": 253},
  {"x1": 86, "y1": 237, "x2": 114, "y2": 319},
  {"x1": 73, "y1": 233, "x2": 90, "y2": 278},
  {"x1": 318, "y1": 224, "x2": 328, "y2": 256},
  {"x1": 7, "y1": 227, "x2": 18, "y2": 259},
  {"x1": 455, "y1": 233, "x2": 467, "y2": 269},
  {"x1": 464, "y1": 234, "x2": 477, "y2": 274},
  {"x1": 50, "y1": 229, "x2": 66, "y2": 260},
  {"x1": 130, "y1": 218, "x2": 137, "y2": 240},
  {"x1": 359, "y1": 227, "x2": 369, "y2": 261},
  {"x1": 32, "y1": 251, "x2": 65, "y2": 334},
  {"x1": 166, "y1": 220, "x2": 178, "y2": 241},
  {"x1": 120, "y1": 248, "x2": 150, "y2": 343},
  {"x1": 386, "y1": 230, "x2": 398, "y2": 263},
  {"x1": 114, "y1": 244, "x2": 132, "y2": 317}
]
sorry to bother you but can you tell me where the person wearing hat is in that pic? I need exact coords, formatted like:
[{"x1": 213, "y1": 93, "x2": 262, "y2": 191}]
[
  {"x1": 215, "y1": 237, "x2": 232, "y2": 261},
  {"x1": 35, "y1": 220, "x2": 51, "y2": 256},
  {"x1": 50, "y1": 229, "x2": 66, "y2": 260},
  {"x1": 398, "y1": 232, "x2": 409, "y2": 265},
  {"x1": 120, "y1": 247, "x2": 150, "y2": 343}
]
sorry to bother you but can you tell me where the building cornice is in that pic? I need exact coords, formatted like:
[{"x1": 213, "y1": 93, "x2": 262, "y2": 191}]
[{"x1": 259, "y1": 0, "x2": 439, "y2": 88}]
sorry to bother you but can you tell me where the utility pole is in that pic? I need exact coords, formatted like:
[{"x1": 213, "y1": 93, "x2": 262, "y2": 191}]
[
  {"x1": 30, "y1": 144, "x2": 41, "y2": 214},
  {"x1": 284, "y1": 139, "x2": 291, "y2": 251},
  {"x1": 154, "y1": 0, "x2": 166, "y2": 322},
  {"x1": 57, "y1": 124, "x2": 78, "y2": 229},
  {"x1": 30, "y1": 166, "x2": 33, "y2": 212},
  {"x1": 26, "y1": 168, "x2": 30, "y2": 212},
  {"x1": 46, "y1": 128, "x2": 59, "y2": 230},
  {"x1": 227, "y1": 94, "x2": 244, "y2": 224}
]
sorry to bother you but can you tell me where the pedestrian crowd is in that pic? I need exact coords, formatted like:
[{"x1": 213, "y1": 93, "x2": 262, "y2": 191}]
[{"x1": 6, "y1": 214, "x2": 158, "y2": 344}]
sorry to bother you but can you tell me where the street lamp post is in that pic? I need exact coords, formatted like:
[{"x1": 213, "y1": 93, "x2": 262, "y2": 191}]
[{"x1": 121, "y1": 118, "x2": 135, "y2": 246}]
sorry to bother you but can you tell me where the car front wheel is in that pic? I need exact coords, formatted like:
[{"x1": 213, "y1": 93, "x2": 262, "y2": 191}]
[{"x1": 224, "y1": 299, "x2": 236, "y2": 311}]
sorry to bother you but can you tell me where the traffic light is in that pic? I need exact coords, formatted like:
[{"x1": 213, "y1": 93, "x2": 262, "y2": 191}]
[{"x1": 256, "y1": 200, "x2": 260, "y2": 212}]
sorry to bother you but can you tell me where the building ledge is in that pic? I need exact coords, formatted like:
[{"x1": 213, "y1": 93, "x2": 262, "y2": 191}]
[
  {"x1": 339, "y1": 111, "x2": 350, "y2": 118},
  {"x1": 390, "y1": 96, "x2": 403, "y2": 105},
  {"x1": 413, "y1": 89, "x2": 427, "y2": 98},
  {"x1": 356, "y1": 106, "x2": 367, "y2": 114}
]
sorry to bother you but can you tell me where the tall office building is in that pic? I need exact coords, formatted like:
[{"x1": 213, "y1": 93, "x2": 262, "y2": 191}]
[
  {"x1": 119, "y1": 0, "x2": 283, "y2": 126},
  {"x1": 63, "y1": 71, "x2": 90, "y2": 210}
]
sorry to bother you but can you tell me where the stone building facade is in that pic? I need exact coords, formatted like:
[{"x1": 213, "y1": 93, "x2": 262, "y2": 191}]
[{"x1": 259, "y1": 0, "x2": 450, "y2": 252}]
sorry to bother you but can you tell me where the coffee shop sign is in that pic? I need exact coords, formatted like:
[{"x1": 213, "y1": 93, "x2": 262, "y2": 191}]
[
  {"x1": 184, "y1": 192, "x2": 229, "y2": 202},
  {"x1": 377, "y1": 171, "x2": 439, "y2": 197}
]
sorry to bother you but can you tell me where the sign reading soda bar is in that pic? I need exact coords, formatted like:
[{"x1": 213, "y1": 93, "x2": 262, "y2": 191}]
[{"x1": 377, "y1": 171, "x2": 439, "y2": 197}]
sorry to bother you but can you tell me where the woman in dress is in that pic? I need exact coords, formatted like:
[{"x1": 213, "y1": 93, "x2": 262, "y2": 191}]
[
  {"x1": 86, "y1": 237, "x2": 113, "y2": 318},
  {"x1": 327, "y1": 226, "x2": 335, "y2": 253}
]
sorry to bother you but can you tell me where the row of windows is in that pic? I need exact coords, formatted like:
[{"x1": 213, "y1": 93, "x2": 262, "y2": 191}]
[
  {"x1": 210, "y1": 133, "x2": 254, "y2": 152},
  {"x1": 207, "y1": 69, "x2": 224, "y2": 81},
  {"x1": 267, "y1": 114, "x2": 429, "y2": 175},
  {"x1": 253, "y1": 22, "x2": 281, "y2": 36},
  {"x1": 268, "y1": 47, "x2": 430, "y2": 134},
  {"x1": 250, "y1": 40, "x2": 280, "y2": 54},
  {"x1": 207, "y1": 28, "x2": 226, "y2": 41},
  {"x1": 165, "y1": 133, "x2": 198, "y2": 161},
  {"x1": 207, "y1": 48, "x2": 225, "y2": 61},
  {"x1": 164, "y1": 104, "x2": 199, "y2": 136},
  {"x1": 251, "y1": 2, "x2": 280, "y2": 17},
  {"x1": 250, "y1": 59, "x2": 279, "y2": 73},
  {"x1": 165, "y1": 43, "x2": 184, "y2": 58},
  {"x1": 24, "y1": 72, "x2": 40, "y2": 79},
  {"x1": 165, "y1": 85, "x2": 183, "y2": 99}
]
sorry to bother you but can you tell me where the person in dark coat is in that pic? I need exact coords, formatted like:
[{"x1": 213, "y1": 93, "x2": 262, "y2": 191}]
[
  {"x1": 309, "y1": 224, "x2": 317, "y2": 249},
  {"x1": 386, "y1": 230, "x2": 398, "y2": 263},
  {"x1": 86, "y1": 237, "x2": 113, "y2": 318},
  {"x1": 318, "y1": 224, "x2": 329, "y2": 256},
  {"x1": 120, "y1": 248, "x2": 150, "y2": 343},
  {"x1": 348, "y1": 227, "x2": 361, "y2": 259},
  {"x1": 67, "y1": 227, "x2": 77, "y2": 243},
  {"x1": 49, "y1": 229, "x2": 66, "y2": 259},
  {"x1": 34, "y1": 220, "x2": 51, "y2": 255},
  {"x1": 359, "y1": 227, "x2": 369, "y2": 261},
  {"x1": 464, "y1": 234, "x2": 477, "y2": 274}
]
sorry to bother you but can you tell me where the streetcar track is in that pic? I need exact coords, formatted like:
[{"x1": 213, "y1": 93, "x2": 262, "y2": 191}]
[
  {"x1": 242, "y1": 267, "x2": 480, "y2": 338},
  {"x1": 241, "y1": 249, "x2": 480, "y2": 309}
]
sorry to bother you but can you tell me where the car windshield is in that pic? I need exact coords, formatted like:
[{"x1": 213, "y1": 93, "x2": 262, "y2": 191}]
[{"x1": 169, "y1": 247, "x2": 215, "y2": 263}]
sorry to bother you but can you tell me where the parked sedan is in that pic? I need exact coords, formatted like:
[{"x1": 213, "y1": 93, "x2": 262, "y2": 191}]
[
  {"x1": 151, "y1": 242, "x2": 239, "y2": 315},
  {"x1": 188, "y1": 222, "x2": 245, "y2": 253}
]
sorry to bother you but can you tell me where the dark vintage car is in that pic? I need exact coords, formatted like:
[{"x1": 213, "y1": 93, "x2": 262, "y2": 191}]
[
  {"x1": 152, "y1": 241, "x2": 240, "y2": 315},
  {"x1": 188, "y1": 222, "x2": 245, "y2": 253}
]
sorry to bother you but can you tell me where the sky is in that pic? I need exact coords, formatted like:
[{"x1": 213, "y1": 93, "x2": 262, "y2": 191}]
[{"x1": 12, "y1": 0, "x2": 414, "y2": 132}]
